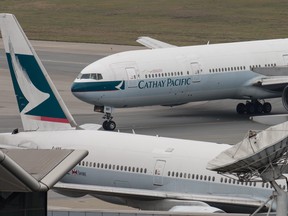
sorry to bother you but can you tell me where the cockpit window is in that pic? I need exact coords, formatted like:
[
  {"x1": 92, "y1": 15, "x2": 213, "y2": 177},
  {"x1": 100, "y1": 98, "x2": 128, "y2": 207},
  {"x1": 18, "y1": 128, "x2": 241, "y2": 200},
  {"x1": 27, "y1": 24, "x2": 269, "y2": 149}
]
[
  {"x1": 81, "y1": 74, "x2": 91, "y2": 79},
  {"x1": 78, "y1": 73, "x2": 103, "y2": 80},
  {"x1": 90, "y1": 74, "x2": 97, "y2": 80},
  {"x1": 91, "y1": 73, "x2": 103, "y2": 80}
]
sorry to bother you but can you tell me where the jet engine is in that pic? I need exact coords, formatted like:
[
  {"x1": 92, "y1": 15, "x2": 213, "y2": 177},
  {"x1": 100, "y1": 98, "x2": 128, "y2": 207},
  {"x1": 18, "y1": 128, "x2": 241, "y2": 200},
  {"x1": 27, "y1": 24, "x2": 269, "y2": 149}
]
[{"x1": 282, "y1": 86, "x2": 288, "y2": 111}]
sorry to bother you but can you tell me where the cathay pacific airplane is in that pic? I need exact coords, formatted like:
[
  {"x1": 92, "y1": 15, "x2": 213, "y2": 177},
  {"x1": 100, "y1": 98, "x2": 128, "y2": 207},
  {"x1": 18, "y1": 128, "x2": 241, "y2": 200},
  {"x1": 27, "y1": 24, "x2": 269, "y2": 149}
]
[
  {"x1": 0, "y1": 13, "x2": 285, "y2": 213},
  {"x1": 72, "y1": 30, "x2": 288, "y2": 131}
]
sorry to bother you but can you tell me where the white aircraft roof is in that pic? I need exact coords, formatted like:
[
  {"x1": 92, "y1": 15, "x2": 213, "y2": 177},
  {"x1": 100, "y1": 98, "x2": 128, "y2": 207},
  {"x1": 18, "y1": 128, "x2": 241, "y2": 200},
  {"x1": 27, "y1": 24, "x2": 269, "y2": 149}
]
[{"x1": 0, "y1": 149, "x2": 88, "y2": 192}]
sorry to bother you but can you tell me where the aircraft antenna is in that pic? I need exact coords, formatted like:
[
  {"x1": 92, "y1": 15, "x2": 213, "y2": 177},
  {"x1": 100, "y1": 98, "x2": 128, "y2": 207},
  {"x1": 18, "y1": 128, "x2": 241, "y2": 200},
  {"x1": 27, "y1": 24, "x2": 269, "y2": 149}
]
[{"x1": 207, "y1": 121, "x2": 288, "y2": 216}]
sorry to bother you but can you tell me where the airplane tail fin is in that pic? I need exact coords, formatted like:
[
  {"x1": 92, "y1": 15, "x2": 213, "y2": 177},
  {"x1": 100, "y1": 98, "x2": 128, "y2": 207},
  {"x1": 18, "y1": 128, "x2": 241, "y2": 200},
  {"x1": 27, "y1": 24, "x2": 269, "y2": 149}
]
[{"x1": 0, "y1": 13, "x2": 78, "y2": 131}]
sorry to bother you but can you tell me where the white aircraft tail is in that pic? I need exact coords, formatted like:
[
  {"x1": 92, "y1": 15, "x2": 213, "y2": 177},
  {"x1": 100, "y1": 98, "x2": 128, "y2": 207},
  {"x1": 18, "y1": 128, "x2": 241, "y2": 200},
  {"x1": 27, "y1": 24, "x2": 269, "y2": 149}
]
[{"x1": 0, "y1": 13, "x2": 78, "y2": 131}]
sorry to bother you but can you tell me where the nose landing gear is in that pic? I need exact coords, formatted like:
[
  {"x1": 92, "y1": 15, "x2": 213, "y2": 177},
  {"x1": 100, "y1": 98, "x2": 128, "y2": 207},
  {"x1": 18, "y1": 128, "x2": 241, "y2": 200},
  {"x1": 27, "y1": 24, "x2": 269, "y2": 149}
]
[
  {"x1": 102, "y1": 112, "x2": 116, "y2": 131},
  {"x1": 94, "y1": 105, "x2": 116, "y2": 131},
  {"x1": 236, "y1": 100, "x2": 272, "y2": 115}
]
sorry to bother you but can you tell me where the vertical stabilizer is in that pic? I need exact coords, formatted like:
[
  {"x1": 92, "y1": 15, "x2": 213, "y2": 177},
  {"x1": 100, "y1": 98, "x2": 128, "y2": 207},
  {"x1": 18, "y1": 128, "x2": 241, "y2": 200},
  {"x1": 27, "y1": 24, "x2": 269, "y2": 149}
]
[{"x1": 0, "y1": 13, "x2": 77, "y2": 131}]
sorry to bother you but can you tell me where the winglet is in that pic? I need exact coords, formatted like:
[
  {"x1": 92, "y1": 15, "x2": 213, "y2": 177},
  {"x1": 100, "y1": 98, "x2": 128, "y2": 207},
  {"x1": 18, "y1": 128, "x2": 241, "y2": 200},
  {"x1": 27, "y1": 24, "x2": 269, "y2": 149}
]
[{"x1": 0, "y1": 13, "x2": 78, "y2": 131}]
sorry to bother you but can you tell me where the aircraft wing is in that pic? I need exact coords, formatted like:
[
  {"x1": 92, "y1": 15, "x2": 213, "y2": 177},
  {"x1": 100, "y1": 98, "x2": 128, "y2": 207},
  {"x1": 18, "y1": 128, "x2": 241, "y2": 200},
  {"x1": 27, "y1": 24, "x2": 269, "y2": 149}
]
[
  {"x1": 0, "y1": 144, "x2": 24, "y2": 149},
  {"x1": 254, "y1": 76, "x2": 288, "y2": 91},
  {"x1": 54, "y1": 182, "x2": 264, "y2": 209},
  {"x1": 136, "y1": 36, "x2": 177, "y2": 49}
]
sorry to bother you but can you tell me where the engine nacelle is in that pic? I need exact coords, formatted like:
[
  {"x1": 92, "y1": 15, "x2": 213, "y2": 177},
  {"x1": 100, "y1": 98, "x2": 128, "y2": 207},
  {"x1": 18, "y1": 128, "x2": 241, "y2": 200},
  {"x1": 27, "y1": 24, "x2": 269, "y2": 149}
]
[
  {"x1": 282, "y1": 86, "x2": 288, "y2": 111},
  {"x1": 52, "y1": 189, "x2": 86, "y2": 198},
  {"x1": 169, "y1": 202, "x2": 225, "y2": 213},
  {"x1": 127, "y1": 199, "x2": 225, "y2": 213}
]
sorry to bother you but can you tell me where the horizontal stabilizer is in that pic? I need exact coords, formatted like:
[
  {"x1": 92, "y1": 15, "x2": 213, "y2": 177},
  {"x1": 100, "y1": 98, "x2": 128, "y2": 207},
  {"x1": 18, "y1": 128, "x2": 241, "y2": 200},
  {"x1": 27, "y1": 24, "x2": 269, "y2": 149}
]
[{"x1": 78, "y1": 123, "x2": 102, "y2": 130}]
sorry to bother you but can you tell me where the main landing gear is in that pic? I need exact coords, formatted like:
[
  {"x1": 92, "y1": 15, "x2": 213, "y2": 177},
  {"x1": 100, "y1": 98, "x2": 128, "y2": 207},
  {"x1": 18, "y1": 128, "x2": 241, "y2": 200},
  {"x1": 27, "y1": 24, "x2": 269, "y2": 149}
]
[
  {"x1": 94, "y1": 105, "x2": 116, "y2": 131},
  {"x1": 236, "y1": 100, "x2": 272, "y2": 114}
]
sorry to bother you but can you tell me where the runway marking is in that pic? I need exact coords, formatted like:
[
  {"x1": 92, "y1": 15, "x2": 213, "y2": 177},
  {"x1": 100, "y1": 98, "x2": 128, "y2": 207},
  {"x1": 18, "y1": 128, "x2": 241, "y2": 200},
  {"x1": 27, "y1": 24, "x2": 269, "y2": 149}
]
[
  {"x1": 1, "y1": 55, "x2": 88, "y2": 66},
  {"x1": 42, "y1": 59, "x2": 88, "y2": 65}
]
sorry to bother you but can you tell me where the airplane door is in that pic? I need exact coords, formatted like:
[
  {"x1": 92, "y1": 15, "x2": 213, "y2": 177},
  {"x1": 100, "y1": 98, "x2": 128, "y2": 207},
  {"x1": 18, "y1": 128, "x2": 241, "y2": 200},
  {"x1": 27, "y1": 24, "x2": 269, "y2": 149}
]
[
  {"x1": 125, "y1": 67, "x2": 138, "y2": 88},
  {"x1": 153, "y1": 160, "x2": 166, "y2": 186},
  {"x1": 126, "y1": 67, "x2": 137, "y2": 80},
  {"x1": 190, "y1": 62, "x2": 201, "y2": 83},
  {"x1": 283, "y1": 54, "x2": 288, "y2": 65}
]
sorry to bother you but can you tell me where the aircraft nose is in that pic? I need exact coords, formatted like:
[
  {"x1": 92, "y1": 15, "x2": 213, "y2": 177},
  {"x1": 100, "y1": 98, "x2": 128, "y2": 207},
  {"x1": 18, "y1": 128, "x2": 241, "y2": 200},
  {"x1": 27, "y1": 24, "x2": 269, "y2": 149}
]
[
  {"x1": 71, "y1": 82, "x2": 81, "y2": 99},
  {"x1": 71, "y1": 82, "x2": 93, "y2": 105},
  {"x1": 71, "y1": 82, "x2": 85, "y2": 99},
  {"x1": 71, "y1": 82, "x2": 79, "y2": 93}
]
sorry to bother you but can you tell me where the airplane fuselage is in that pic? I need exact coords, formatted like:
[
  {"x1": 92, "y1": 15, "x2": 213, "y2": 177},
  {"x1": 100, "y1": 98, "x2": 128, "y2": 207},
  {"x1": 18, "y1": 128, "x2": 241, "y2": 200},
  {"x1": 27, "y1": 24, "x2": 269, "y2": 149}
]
[
  {"x1": 1, "y1": 13, "x2": 283, "y2": 213},
  {"x1": 0, "y1": 130, "x2": 279, "y2": 212},
  {"x1": 72, "y1": 39, "x2": 288, "y2": 108}
]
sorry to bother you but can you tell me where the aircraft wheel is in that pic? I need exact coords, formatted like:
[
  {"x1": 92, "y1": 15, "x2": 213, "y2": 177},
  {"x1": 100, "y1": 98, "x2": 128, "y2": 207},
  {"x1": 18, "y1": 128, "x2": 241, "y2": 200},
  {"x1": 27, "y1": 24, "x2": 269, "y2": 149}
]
[
  {"x1": 263, "y1": 102, "x2": 272, "y2": 113},
  {"x1": 102, "y1": 120, "x2": 109, "y2": 130},
  {"x1": 103, "y1": 120, "x2": 116, "y2": 131},
  {"x1": 246, "y1": 102, "x2": 255, "y2": 114},
  {"x1": 236, "y1": 103, "x2": 246, "y2": 114},
  {"x1": 255, "y1": 103, "x2": 263, "y2": 113},
  {"x1": 106, "y1": 121, "x2": 116, "y2": 131}
]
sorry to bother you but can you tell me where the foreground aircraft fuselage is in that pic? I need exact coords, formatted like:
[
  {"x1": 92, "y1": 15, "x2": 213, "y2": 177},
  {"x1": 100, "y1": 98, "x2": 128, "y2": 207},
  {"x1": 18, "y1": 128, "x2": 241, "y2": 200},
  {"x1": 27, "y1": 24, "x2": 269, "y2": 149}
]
[
  {"x1": 72, "y1": 39, "x2": 288, "y2": 130},
  {"x1": 0, "y1": 130, "x2": 278, "y2": 213}
]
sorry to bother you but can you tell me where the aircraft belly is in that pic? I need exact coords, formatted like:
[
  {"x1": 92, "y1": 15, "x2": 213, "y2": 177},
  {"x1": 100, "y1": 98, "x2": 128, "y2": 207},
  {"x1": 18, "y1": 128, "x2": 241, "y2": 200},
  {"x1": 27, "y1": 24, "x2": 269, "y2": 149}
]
[
  {"x1": 127, "y1": 199, "x2": 266, "y2": 213},
  {"x1": 123, "y1": 176, "x2": 272, "y2": 212},
  {"x1": 234, "y1": 86, "x2": 281, "y2": 99},
  {"x1": 160, "y1": 176, "x2": 272, "y2": 199}
]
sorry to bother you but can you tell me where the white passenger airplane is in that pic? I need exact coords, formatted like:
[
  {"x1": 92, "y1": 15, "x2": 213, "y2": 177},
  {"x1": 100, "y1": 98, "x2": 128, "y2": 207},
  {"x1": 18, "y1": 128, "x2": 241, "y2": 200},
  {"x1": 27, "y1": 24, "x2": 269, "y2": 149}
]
[
  {"x1": 72, "y1": 30, "x2": 288, "y2": 130},
  {"x1": 0, "y1": 13, "x2": 284, "y2": 213}
]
